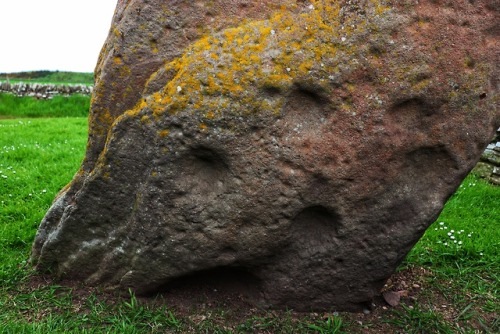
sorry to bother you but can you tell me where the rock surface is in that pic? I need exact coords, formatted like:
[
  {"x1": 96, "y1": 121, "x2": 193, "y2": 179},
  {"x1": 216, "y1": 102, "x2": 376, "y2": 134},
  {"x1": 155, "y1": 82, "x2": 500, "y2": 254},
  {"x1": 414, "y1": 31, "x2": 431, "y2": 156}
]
[{"x1": 31, "y1": 0, "x2": 499, "y2": 311}]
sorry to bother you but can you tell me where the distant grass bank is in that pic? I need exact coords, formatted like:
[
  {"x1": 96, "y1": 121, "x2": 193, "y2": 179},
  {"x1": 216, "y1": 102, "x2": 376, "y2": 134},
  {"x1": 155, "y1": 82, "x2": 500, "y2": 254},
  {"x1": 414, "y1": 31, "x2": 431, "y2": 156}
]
[
  {"x1": 0, "y1": 93, "x2": 90, "y2": 118},
  {"x1": 0, "y1": 71, "x2": 93, "y2": 86}
]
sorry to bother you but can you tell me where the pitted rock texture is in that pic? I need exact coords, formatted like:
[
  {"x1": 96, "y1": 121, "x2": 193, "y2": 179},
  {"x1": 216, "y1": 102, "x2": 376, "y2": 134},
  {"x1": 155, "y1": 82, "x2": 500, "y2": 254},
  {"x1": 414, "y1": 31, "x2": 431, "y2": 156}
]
[{"x1": 32, "y1": 0, "x2": 499, "y2": 311}]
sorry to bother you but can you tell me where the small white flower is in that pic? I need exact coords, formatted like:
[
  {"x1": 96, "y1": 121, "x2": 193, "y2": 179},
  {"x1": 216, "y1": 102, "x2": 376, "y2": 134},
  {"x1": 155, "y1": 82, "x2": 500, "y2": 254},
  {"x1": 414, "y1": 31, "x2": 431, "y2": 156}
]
[
  {"x1": 480, "y1": 252, "x2": 483, "y2": 256},
  {"x1": 450, "y1": 236, "x2": 455, "y2": 240},
  {"x1": 448, "y1": 232, "x2": 452, "y2": 236},
  {"x1": 468, "y1": 234, "x2": 472, "y2": 238},
  {"x1": 451, "y1": 230, "x2": 454, "y2": 233},
  {"x1": 454, "y1": 240, "x2": 457, "y2": 243},
  {"x1": 458, "y1": 241, "x2": 463, "y2": 245}
]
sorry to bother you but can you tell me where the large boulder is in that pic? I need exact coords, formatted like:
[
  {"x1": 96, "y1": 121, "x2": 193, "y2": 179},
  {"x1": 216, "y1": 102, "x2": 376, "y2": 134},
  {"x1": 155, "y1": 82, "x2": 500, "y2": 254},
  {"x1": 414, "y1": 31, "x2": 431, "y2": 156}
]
[{"x1": 31, "y1": 0, "x2": 499, "y2": 311}]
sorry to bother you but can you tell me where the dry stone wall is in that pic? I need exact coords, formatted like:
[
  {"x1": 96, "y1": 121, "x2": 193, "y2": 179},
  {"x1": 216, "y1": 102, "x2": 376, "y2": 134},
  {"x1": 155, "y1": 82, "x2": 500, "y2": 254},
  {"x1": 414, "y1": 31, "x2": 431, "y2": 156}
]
[
  {"x1": 475, "y1": 127, "x2": 500, "y2": 185},
  {"x1": 0, "y1": 82, "x2": 93, "y2": 99}
]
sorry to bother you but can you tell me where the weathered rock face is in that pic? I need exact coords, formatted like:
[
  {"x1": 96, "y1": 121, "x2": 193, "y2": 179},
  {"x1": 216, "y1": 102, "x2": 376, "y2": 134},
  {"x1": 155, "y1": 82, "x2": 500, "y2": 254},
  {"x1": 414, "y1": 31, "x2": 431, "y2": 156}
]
[{"x1": 31, "y1": 0, "x2": 499, "y2": 311}]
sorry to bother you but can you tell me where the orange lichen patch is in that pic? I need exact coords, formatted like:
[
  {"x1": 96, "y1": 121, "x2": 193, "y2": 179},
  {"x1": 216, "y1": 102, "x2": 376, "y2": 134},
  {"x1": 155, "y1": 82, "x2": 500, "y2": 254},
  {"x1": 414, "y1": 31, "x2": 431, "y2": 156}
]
[
  {"x1": 206, "y1": 111, "x2": 216, "y2": 120},
  {"x1": 125, "y1": 1, "x2": 392, "y2": 122},
  {"x1": 158, "y1": 129, "x2": 170, "y2": 138},
  {"x1": 118, "y1": 64, "x2": 132, "y2": 78},
  {"x1": 113, "y1": 56, "x2": 123, "y2": 65},
  {"x1": 150, "y1": 39, "x2": 159, "y2": 54},
  {"x1": 411, "y1": 79, "x2": 432, "y2": 92},
  {"x1": 371, "y1": 0, "x2": 390, "y2": 15},
  {"x1": 113, "y1": 27, "x2": 122, "y2": 38},
  {"x1": 346, "y1": 83, "x2": 356, "y2": 93},
  {"x1": 199, "y1": 123, "x2": 208, "y2": 131}
]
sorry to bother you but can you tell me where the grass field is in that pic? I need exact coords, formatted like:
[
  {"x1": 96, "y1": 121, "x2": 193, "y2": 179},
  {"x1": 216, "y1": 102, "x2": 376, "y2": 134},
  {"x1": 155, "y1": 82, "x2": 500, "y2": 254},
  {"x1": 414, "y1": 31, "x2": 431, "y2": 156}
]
[
  {"x1": 0, "y1": 101, "x2": 498, "y2": 332},
  {"x1": 0, "y1": 71, "x2": 93, "y2": 86},
  {"x1": 0, "y1": 93, "x2": 90, "y2": 118}
]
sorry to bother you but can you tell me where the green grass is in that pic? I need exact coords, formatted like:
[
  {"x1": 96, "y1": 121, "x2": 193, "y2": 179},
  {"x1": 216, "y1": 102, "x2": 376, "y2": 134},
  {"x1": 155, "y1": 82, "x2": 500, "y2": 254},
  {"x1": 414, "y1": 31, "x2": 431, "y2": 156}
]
[
  {"x1": 394, "y1": 177, "x2": 500, "y2": 333},
  {"x1": 406, "y1": 177, "x2": 500, "y2": 306},
  {"x1": 0, "y1": 118, "x2": 88, "y2": 290},
  {"x1": 0, "y1": 111, "x2": 498, "y2": 332},
  {"x1": 0, "y1": 71, "x2": 93, "y2": 85},
  {"x1": 0, "y1": 93, "x2": 90, "y2": 118},
  {"x1": 386, "y1": 304, "x2": 455, "y2": 334}
]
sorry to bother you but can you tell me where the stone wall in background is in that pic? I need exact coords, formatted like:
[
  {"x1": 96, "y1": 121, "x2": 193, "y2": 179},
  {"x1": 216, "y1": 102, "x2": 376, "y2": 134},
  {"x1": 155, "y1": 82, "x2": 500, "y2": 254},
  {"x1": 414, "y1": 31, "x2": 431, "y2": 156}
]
[
  {"x1": 0, "y1": 82, "x2": 93, "y2": 99},
  {"x1": 475, "y1": 128, "x2": 500, "y2": 185}
]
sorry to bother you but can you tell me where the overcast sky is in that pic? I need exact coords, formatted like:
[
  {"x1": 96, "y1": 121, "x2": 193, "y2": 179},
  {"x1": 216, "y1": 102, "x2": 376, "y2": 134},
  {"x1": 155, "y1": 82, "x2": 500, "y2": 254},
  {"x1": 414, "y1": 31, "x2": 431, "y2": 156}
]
[{"x1": 0, "y1": 0, "x2": 117, "y2": 73}]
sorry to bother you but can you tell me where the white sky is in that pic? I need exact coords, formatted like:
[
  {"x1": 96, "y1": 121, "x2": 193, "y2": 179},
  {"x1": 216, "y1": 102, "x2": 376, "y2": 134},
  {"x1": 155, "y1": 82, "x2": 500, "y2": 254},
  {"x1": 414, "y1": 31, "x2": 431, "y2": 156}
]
[{"x1": 0, "y1": 0, "x2": 117, "y2": 73}]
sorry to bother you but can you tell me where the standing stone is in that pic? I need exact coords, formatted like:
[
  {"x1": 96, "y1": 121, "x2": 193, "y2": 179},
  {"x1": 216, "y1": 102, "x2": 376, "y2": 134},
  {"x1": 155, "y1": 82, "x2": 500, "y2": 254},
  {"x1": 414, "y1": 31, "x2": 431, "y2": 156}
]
[{"x1": 31, "y1": 0, "x2": 499, "y2": 311}]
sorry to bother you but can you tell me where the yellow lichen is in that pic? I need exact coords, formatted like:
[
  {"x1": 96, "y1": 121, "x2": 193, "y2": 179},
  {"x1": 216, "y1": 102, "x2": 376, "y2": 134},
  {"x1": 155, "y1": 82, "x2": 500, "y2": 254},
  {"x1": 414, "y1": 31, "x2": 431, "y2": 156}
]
[
  {"x1": 158, "y1": 129, "x2": 170, "y2": 137},
  {"x1": 412, "y1": 79, "x2": 432, "y2": 92},
  {"x1": 113, "y1": 27, "x2": 122, "y2": 38},
  {"x1": 113, "y1": 56, "x2": 123, "y2": 65},
  {"x1": 150, "y1": 39, "x2": 159, "y2": 54},
  {"x1": 124, "y1": 1, "x2": 392, "y2": 124}
]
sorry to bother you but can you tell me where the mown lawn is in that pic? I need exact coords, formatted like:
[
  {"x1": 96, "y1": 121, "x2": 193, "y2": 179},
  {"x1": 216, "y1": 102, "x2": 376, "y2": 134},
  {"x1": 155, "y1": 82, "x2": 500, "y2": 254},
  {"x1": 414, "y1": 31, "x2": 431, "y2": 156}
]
[{"x1": 0, "y1": 113, "x2": 498, "y2": 333}]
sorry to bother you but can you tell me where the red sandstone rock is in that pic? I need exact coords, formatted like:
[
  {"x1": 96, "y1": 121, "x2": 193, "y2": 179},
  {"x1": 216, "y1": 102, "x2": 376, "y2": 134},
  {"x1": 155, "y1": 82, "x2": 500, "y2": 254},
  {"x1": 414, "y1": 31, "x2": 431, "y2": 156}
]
[{"x1": 32, "y1": 0, "x2": 499, "y2": 311}]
